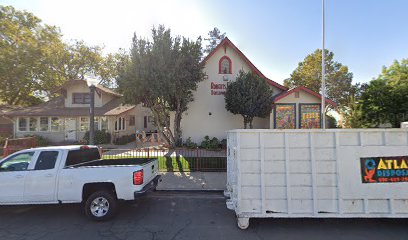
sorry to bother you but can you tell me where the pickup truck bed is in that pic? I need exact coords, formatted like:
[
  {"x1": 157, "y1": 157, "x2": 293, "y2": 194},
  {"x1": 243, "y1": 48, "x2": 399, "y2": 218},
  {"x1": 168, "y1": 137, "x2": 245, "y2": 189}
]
[{"x1": 68, "y1": 158, "x2": 156, "y2": 168}]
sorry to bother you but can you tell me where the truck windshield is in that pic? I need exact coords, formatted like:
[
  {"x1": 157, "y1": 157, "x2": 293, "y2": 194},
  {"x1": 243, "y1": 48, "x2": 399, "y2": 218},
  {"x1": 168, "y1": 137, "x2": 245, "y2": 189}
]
[{"x1": 65, "y1": 148, "x2": 100, "y2": 167}]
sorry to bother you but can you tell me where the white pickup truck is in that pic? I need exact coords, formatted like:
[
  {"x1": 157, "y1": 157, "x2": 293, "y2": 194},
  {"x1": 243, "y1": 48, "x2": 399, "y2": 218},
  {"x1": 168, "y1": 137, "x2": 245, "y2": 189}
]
[{"x1": 0, "y1": 145, "x2": 161, "y2": 221}]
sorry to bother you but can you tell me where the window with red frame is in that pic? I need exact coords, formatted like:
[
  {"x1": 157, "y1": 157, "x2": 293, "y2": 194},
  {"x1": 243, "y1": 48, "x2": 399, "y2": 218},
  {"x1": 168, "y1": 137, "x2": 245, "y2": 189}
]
[{"x1": 219, "y1": 56, "x2": 232, "y2": 74}]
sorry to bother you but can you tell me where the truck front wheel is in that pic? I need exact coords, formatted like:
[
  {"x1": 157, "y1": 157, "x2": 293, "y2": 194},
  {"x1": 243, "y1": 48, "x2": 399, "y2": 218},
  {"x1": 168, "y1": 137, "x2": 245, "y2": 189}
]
[{"x1": 85, "y1": 190, "x2": 118, "y2": 221}]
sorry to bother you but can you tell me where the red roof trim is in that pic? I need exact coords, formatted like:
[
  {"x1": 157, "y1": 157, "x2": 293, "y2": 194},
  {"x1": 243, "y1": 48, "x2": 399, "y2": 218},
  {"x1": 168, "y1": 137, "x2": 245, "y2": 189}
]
[
  {"x1": 274, "y1": 86, "x2": 337, "y2": 107},
  {"x1": 202, "y1": 37, "x2": 288, "y2": 91}
]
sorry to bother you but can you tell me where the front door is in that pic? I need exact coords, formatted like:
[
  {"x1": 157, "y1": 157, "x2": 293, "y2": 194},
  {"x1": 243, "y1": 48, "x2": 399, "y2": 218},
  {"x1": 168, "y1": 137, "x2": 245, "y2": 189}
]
[
  {"x1": 65, "y1": 118, "x2": 76, "y2": 141},
  {"x1": 0, "y1": 151, "x2": 35, "y2": 203},
  {"x1": 24, "y1": 151, "x2": 60, "y2": 202}
]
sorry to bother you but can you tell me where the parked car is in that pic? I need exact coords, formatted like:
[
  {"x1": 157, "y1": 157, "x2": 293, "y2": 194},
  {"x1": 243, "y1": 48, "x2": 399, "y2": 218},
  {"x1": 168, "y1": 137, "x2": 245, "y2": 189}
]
[{"x1": 0, "y1": 145, "x2": 160, "y2": 221}]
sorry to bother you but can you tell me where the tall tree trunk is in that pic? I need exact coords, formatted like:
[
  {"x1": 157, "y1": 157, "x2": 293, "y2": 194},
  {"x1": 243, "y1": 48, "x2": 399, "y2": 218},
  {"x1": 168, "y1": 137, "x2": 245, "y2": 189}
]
[
  {"x1": 150, "y1": 103, "x2": 175, "y2": 146},
  {"x1": 249, "y1": 118, "x2": 253, "y2": 129},
  {"x1": 174, "y1": 110, "x2": 183, "y2": 147},
  {"x1": 173, "y1": 100, "x2": 183, "y2": 147},
  {"x1": 243, "y1": 117, "x2": 247, "y2": 129}
]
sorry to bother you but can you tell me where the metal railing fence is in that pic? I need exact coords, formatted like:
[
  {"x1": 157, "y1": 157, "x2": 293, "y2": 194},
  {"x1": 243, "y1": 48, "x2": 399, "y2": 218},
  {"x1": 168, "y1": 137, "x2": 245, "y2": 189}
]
[{"x1": 101, "y1": 148, "x2": 227, "y2": 172}]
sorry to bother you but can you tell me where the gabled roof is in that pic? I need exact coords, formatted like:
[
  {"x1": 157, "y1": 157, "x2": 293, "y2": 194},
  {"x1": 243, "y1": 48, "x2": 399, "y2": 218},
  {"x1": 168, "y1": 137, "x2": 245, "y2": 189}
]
[
  {"x1": 273, "y1": 86, "x2": 337, "y2": 107},
  {"x1": 202, "y1": 37, "x2": 288, "y2": 91},
  {"x1": 0, "y1": 104, "x2": 23, "y2": 115},
  {"x1": 59, "y1": 80, "x2": 122, "y2": 97}
]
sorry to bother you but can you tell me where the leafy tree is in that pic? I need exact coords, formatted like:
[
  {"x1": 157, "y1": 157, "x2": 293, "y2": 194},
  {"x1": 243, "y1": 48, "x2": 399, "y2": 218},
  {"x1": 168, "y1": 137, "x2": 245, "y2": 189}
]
[
  {"x1": 59, "y1": 40, "x2": 104, "y2": 80},
  {"x1": 0, "y1": 6, "x2": 118, "y2": 104},
  {"x1": 225, "y1": 71, "x2": 273, "y2": 129},
  {"x1": 118, "y1": 25, "x2": 205, "y2": 146},
  {"x1": 98, "y1": 49, "x2": 130, "y2": 88},
  {"x1": 167, "y1": 34, "x2": 205, "y2": 145},
  {"x1": 359, "y1": 59, "x2": 408, "y2": 127},
  {"x1": 41, "y1": 40, "x2": 107, "y2": 98},
  {"x1": 0, "y1": 5, "x2": 65, "y2": 105},
  {"x1": 203, "y1": 27, "x2": 226, "y2": 54},
  {"x1": 284, "y1": 49, "x2": 355, "y2": 107},
  {"x1": 338, "y1": 82, "x2": 368, "y2": 128},
  {"x1": 117, "y1": 33, "x2": 168, "y2": 141},
  {"x1": 339, "y1": 96, "x2": 363, "y2": 128}
]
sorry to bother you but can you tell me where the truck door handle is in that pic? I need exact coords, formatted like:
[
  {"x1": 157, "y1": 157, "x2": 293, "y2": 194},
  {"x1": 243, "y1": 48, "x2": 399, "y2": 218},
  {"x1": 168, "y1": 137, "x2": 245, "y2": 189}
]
[{"x1": 15, "y1": 175, "x2": 24, "y2": 179}]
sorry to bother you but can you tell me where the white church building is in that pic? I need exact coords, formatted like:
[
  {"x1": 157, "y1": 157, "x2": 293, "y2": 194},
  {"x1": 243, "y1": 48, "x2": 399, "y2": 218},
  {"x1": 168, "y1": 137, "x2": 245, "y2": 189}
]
[{"x1": 170, "y1": 37, "x2": 336, "y2": 143}]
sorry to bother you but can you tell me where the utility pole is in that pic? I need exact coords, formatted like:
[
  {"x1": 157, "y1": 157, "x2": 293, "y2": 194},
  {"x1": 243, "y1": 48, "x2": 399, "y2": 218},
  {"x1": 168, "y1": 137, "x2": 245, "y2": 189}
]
[
  {"x1": 89, "y1": 84, "x2": 96, "y2": 145},
  {"x1": 321, "y1": 0, "x2": 326, "y2": 129},
  {"x1": 87, "y1": 77, "x2": 98, "y2": 145}
]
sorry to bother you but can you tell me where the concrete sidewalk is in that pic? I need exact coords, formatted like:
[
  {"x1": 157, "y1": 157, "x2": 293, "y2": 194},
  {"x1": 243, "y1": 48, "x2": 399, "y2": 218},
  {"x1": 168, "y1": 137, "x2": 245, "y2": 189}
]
[{"x1": 156, "y1": 172, "x2": 227, "y2": 191}]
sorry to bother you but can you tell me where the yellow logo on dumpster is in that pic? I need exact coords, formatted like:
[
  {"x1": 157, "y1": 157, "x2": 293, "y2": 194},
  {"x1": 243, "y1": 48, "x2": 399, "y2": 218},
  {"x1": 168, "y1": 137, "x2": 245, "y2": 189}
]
[
  {"x1": 377, "y1": 158, "x2": 408, "y2": 170},
  {"x1": 361, "y1": 156, "x2": 408, "y2": 183}
]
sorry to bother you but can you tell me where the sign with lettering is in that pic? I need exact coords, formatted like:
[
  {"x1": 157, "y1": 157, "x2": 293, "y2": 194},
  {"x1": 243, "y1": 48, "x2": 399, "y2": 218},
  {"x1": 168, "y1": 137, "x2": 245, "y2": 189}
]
[
  {"x1": 360, "y1": 156, "x2": 408, "y2": 183},
  {"x1": 211, "y1": 82, "x2": 227, "y2": 95}
]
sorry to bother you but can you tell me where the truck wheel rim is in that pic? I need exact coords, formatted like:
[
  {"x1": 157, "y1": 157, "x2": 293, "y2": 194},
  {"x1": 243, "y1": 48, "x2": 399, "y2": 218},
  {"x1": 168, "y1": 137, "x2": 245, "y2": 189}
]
[{"x1": 90, "y1": 197, "x2": 110, "y2": 217}]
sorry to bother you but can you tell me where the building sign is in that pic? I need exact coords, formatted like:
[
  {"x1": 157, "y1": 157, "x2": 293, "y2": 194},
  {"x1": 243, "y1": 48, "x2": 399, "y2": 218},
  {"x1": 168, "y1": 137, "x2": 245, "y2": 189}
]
[
  {"x1": 275, "y1": 104, "x2": 296, "y2": 129},
  {"x1": 211, "y1": 82, "x2": 227, "y2": 95},
  {"x1": 300, "y1": 104, "x2": 321, "y2": 129},
  {"x1": 361, "y1": 156, "x2": 408, "y2": 183}
]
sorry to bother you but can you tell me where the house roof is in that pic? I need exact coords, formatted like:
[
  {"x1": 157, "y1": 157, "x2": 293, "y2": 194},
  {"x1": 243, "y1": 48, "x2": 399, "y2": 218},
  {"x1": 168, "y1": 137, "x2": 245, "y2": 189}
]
[
  {"x1": 59, "y1": 80, "x2": 122, "y2": 97},
  {"x1": 103, "y1": 103, "x2": 136, "y2": 116},
  {"x1": 0, "y1": 104, "x2": 23, "y2": 115},
  {"x1": 4, "y1": 97, "x2": 135, "y2": 117},
  {"x1": 273, "y1": 86, "x2": 337, "y2": 107},
  {"x1": 202, "y1": 37, "x2": 288, "y2": 91}
]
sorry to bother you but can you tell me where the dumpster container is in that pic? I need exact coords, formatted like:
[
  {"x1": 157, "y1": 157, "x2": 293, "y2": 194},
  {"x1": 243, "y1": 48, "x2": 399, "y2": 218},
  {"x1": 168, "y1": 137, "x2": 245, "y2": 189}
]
[{"x1": 225, "y1": 129, "x2": 408, "y2": 229}]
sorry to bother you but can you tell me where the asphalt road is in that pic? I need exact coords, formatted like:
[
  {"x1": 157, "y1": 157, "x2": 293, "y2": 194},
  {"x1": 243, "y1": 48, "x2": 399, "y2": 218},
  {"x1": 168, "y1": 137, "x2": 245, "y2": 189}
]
[{"x1": 0, "y1": 191, "x2": 407, "y2": 240}]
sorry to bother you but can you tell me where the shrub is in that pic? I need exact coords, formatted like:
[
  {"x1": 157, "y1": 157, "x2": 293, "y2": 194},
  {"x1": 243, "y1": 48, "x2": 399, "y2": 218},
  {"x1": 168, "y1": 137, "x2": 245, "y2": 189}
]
[
  {"x1": 183, "y1": 137, "x2": 198, "y2": 149},
  {"x1": 83, "y1": 130, "x2": 111, "y2": 145},
  {"x1": 113, "y1": 134, "x2": 136, "y2": 145},
  {"x1": 200, "y1": 136, "x2": 221, "y2": 150}
]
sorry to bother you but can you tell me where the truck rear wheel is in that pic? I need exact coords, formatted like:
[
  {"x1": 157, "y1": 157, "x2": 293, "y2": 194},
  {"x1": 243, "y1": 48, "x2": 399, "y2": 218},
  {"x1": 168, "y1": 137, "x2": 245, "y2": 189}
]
[{"x1": 85, "y1": 190, "x2": 118, "y2": 221}]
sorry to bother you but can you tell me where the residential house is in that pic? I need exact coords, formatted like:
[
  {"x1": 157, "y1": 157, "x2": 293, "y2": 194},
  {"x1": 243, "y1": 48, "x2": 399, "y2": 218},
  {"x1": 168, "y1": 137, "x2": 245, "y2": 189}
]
[{"x1": 5, "y1": 80, "x2": 155, "y2": 143}]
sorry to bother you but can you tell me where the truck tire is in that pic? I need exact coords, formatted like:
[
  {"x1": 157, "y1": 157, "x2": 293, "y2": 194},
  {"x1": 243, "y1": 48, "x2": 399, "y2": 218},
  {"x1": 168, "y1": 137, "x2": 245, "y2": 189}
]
[{"x1": 84, "y1": 190, "x2": 118, "y2": 221}]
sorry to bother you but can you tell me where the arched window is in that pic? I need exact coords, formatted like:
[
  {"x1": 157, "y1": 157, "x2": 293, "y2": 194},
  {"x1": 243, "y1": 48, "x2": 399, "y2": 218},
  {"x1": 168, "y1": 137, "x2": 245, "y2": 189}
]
[{"x1": 219, "y1": 56, "x2": 232, "y2": 74}]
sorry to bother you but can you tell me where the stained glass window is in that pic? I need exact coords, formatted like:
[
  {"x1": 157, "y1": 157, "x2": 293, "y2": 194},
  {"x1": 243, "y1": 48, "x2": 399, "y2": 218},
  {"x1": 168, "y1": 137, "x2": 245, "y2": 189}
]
[
  {"x1": 275, "y1": 104, "x2": 296, "y2": 129},
  {"x1": 300, "y1": 104, "x2": 321, "y2": 129}
]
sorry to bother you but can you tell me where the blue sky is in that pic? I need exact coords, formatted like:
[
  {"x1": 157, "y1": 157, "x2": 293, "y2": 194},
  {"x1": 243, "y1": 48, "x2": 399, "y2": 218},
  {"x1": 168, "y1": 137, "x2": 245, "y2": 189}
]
[{"x1": 2, "y1": 0, "x2": 408, "y2": 84}]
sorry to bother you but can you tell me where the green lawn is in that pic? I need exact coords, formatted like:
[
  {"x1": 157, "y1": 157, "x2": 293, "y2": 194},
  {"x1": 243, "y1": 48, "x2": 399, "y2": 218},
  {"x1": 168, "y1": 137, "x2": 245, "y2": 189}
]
[{"x1": 102, "y1": 155, "x2": 226, "y2": 172}]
